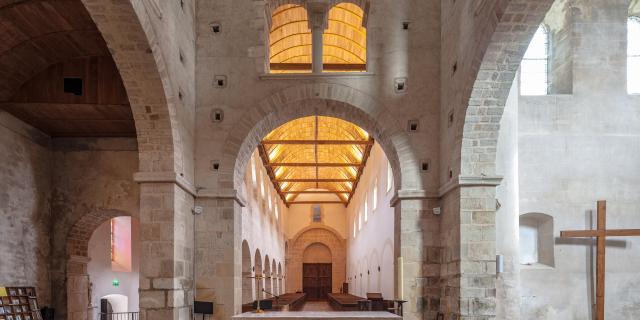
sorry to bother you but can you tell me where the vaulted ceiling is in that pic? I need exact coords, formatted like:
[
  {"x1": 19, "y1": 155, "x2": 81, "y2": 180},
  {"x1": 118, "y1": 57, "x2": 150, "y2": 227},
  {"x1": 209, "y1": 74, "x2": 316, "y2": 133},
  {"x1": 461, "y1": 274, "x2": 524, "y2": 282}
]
[
  {"x1": 0, "y1": 0, "x2": 135, "y2": 137},
  {"x1": 258, "y1": 116, "x2": 373, "y2": 206}
]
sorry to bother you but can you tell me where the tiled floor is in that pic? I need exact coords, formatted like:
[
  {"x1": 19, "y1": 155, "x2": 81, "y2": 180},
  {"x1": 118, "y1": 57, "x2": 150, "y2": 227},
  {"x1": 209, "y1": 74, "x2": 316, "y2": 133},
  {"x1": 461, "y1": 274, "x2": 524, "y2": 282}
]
[{"x1": 300, "y1": 301, "x2": 333, "y2": 311}]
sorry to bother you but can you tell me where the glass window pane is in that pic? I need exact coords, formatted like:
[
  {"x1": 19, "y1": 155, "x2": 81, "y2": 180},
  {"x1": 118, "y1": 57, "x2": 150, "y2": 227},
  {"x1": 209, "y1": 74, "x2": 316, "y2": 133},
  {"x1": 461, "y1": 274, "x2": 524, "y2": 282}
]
[
  {"x1": 521, "y1": 25, "x2": 549, "y2": 95},
  {"x1": 629, "y1": 57, "x2": 640, "y2": 94}
]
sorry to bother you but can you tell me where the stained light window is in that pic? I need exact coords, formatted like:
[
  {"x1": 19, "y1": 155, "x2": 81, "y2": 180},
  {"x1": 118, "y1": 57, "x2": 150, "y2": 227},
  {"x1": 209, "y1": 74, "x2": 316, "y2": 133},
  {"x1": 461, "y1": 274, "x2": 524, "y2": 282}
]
[
  {"x1": 521, "y1": 25, "x2": 549, "y2": 95},
  {"x1": 269, "y1": 2, "x2": 367, "y2": 73},
  {"x1": 628, "y1": 17, "x2": 640, "y2": 94}
]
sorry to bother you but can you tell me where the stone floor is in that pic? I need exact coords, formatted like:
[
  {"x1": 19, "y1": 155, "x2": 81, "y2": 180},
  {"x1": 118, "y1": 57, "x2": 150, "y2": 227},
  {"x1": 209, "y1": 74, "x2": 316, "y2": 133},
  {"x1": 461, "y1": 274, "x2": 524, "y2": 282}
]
[
  {"x1": 300, "y1": 301, "x2": 333, "y2": 311},
  {"x1": 232, "y1": 309, "x2": 401, "y2": 319}
]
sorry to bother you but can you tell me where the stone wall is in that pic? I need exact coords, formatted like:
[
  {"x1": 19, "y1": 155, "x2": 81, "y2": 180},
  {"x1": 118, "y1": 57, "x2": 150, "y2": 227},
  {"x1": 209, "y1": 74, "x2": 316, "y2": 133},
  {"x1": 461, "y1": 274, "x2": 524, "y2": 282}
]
[
  {"x1": 515, "y1": 0, "x2": 640, "y2": 318},
  {"x1": 0, "y1": 111, "x2": 52, "y2": 306}
]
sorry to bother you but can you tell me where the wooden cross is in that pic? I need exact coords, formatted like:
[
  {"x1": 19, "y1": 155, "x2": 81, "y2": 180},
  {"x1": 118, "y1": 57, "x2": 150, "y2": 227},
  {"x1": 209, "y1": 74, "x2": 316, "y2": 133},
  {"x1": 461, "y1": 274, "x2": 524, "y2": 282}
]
[{"x1": 560, "y1": 200, "x2": 640, "y2": 320}]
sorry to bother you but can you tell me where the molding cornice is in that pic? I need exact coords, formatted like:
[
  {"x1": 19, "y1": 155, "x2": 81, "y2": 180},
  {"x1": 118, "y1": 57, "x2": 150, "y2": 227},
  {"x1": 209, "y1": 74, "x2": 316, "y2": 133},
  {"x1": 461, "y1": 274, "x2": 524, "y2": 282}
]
[
  {"x1": 438, "y1": 175, "x2": 503, "y2": 197},
  {"x1": 390, "y1": 189, "x2": 439, "y2": 207},
  {"x1": 133, "y1": 171, "x2": 197, "y2": 196},
  {"x1": 196, "y1": 189, "x2": 247, "y2": 208}
]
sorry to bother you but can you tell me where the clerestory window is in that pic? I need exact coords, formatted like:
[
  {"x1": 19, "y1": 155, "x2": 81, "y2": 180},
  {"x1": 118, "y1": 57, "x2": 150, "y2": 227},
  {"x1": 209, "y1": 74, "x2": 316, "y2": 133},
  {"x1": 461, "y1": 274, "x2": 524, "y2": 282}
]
[
  {"x1": 628, "y1": 17, "x2": 640, "y2": 94},
  {"x1": 521, "y1": 25, "x2": 549, "y2": 95}
]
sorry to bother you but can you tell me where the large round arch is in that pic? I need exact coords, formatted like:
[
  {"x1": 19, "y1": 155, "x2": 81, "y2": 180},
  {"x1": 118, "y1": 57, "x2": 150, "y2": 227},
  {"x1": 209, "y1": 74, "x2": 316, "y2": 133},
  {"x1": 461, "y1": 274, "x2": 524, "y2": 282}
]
[
  {"x1": 286, "y1": 226, "x2": 346, "y2": 294},
  {"x1": 220, "y1": 83, "x2": 421, "y2": 193}
]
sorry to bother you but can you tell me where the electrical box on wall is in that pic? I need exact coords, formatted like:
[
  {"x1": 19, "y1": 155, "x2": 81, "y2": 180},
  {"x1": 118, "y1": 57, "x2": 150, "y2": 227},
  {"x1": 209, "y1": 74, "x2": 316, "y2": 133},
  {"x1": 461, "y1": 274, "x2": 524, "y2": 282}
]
[{"x1": 394, "y1": 77, "x2": 408, "y2": 93}]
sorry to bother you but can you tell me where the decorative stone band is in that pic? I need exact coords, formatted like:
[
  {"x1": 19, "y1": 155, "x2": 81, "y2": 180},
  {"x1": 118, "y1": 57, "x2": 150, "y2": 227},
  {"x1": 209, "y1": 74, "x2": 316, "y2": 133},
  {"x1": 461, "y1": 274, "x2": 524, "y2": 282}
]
[
  {"x1": 133, "y1": 171, "x2": 196, "y2": 194},
  {"x1": 133, "y1": 171, "x2": 248, "y2": 207},
  {"x1": 438, "y1": 175, "x2": 503, "y2": 198},
  {"x1": 390, "y1": 189, "x2": 439, "y2": 207},
  {"x1": 197, "y1": 189, "x2": 247, "y2": 207}
]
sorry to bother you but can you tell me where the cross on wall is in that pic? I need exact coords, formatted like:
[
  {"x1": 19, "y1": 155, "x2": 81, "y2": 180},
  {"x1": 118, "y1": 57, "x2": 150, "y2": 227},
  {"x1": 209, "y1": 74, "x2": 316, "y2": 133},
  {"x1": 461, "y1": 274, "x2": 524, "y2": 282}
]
[{"x1": 560, "y1": 200, "x2": 640, "y2": 320}]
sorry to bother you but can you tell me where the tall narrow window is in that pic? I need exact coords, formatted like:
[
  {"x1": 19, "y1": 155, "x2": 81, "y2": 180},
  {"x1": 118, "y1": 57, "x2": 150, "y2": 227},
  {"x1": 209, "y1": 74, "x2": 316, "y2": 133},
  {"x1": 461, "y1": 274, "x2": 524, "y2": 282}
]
[
  {"x1": 372, "y1": 179, "x2": 378, "y2": 211},
  {"x1": 353, "y1": 219, "x2": 356, "y2": 238},
  {"x1": 275, "y1": 204, "x2": 279, "y2": 220},
  {"x1": 386, "y1": 161, "x2": 393, "y2": 193},
  {"x1": 251, "y1": 157, "x2": 257, "y2": 185},
  {"x1": 628, "y1": 17, "x2": 640, "y2": 94},
  {"x1": 260, "y1": 171, "x2": 265, "y2": 198},
  {"x1": 521, "y1": 25, "x2": 549, "y2": 95},
  {"x1": 363, "y1": 194, "x2": 368, "y2": 222},
  {"x1": 358, "y1": 212, "x2": 362, "y2": 230}
]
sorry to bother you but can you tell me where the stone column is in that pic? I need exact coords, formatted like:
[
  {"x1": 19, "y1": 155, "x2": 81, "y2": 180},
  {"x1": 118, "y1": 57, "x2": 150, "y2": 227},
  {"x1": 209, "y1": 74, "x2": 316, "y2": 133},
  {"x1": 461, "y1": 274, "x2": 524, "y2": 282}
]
[
  {"x1": 135, "y1": 173, "x2": 195, "y2": 320},
  {"x1": 393, "y1": 191, "x2": 440, "y2": 320},
  {"x1": 309, "y1": 8, "x2": 327, "y2": 73},
  {"x1": 66, "y1": 256, "x2": 91, "y2": 320},
  {"x1": 193, "y1": 191, "x2": 243, "y2": 319}
]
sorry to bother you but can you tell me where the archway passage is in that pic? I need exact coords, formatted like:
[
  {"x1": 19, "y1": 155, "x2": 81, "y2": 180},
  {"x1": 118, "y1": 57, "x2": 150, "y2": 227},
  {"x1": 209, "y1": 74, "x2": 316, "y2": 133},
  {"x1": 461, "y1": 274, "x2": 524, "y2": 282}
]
[{"x1": 236, "y1": 114, "x2": 398, "y2": 315}]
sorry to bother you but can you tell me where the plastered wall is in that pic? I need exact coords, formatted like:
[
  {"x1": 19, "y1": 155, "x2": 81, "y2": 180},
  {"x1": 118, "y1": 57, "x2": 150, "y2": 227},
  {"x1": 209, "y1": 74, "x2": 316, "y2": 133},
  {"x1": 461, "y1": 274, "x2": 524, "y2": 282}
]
[{"x1": 346, "y1": 144, "x2": 395, "y2": 299}]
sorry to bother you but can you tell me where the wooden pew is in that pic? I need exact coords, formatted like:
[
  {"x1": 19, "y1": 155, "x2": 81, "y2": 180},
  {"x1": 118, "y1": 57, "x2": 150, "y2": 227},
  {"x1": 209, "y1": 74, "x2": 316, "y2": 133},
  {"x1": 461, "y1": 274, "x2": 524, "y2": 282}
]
[
  {"x1": 326, "y1": 293, "x2": 365, "y2": 311},
  {"x1": 241, "y1": 293, "x2": 307, "y2": 313}
]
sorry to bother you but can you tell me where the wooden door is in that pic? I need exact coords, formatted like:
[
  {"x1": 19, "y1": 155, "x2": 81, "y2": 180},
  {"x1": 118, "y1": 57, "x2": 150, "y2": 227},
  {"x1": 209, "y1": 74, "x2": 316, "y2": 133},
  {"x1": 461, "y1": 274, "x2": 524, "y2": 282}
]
[{"x1": 303, "y1": 263, "x2": 332, "y2": 300}]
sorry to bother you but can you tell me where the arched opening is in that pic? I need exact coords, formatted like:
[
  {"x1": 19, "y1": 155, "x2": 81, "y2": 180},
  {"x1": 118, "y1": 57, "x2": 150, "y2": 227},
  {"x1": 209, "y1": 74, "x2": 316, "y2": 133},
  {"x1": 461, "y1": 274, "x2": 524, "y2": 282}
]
[
  {"x1": 264, "y1": 255, "x2": 272, "y2": 298},
  {"x1": 242, "y1": 240, "x2": 253, "y2": 304},
  {"x1": 65, "y1": 212, "x2": 139, "y2": 320},
  {"x1": 232, "y1": 105, "x2": 404, "y2": 315},
  {"x1": 100, "y1": 294, "x2": 128, "y2": 314},
  {"x1": 277, "y1": 263, "x2": 284, "y2": 295},
  {"x1": 254, "y1": 249, "x2": 263, "y2": 300}
]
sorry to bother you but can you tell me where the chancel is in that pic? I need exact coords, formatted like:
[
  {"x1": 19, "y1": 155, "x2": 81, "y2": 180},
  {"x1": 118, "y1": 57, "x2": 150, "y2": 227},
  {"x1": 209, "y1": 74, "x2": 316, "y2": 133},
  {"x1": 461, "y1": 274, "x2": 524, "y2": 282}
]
[{"x1": 2, "y1": 0, "x2": 640, "y2": 320}]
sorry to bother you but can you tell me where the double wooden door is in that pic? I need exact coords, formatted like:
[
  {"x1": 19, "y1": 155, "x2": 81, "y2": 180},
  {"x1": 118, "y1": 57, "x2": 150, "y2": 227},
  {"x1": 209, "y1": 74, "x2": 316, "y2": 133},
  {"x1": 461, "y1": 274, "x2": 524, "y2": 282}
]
[{"x1": 302, "y1": 263, "x2": 332, "y2": 300}]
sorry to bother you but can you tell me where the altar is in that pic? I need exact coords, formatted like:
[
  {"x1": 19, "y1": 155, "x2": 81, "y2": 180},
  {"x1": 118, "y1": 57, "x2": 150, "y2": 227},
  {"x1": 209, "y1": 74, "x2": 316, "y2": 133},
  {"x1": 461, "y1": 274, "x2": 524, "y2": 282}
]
[{"x1": 232, "y1": 311, "x2": 402, "y2": 319}]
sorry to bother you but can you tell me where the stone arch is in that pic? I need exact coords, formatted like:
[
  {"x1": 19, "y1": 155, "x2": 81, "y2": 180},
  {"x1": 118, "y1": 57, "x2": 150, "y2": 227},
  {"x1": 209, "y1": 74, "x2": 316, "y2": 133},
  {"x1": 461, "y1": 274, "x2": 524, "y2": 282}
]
[
  {"x1": 286, "y1": 226, "x2": 346, "y2": 294},
  {"x1": 460, "y1": 0, "x2": 555, "y2": 177},
  {"x1": 65, "y1": 209, "x2": 133, "y2": 320},
  {"x1": 277, "y1": 262, "x2": 283, "y2": 295},
  {"x1": 264, "y1": 255, "x2": 272, "y2": 297},
  {"x1": 271, "y1": 260, "x2": 277, "y2": 295},
  {"x1": 221, "y1": 83, "x2": 417, "y2": 194},
  {"x1": 79, "y1": 0, "x2": 181, "y2": 173},
  {"x1": 242, "y1": 240, "x2": 253, "y2": 304}
]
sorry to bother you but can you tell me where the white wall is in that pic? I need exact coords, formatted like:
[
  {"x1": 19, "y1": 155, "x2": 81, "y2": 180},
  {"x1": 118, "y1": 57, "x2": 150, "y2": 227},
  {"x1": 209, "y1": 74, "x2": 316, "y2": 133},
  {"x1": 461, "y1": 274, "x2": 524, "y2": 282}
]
[
  {"x1": 346, "y1": 143, "x2": 395, "y2": 299},
  {"x1": 87, "y1": 217, "x2": 140, "y2": 314},
  {"x1": 285, "y1": 198, "x2": 347, "y2": 239},
  {"x1": 241, "y1": 151, "x2": 287, "y2": 300}
]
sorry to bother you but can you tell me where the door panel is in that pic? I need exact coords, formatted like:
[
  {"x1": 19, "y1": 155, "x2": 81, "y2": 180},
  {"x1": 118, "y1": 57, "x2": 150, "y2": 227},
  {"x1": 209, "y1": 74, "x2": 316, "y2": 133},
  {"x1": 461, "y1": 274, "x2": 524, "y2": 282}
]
[{"x1": 303, "y1": 263, "x2": 332, "y2": 300}]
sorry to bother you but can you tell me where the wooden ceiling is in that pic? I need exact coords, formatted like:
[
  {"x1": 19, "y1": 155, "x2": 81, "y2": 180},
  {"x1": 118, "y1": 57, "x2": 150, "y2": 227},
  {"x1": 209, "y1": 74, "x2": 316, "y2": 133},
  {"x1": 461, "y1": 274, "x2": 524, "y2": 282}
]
[
  {"x1": 0, "y1": 0, "x2": 135, "y2": 137},
  {"x1": 258, "y1": 116, "x2": 373, "y2": 206}
]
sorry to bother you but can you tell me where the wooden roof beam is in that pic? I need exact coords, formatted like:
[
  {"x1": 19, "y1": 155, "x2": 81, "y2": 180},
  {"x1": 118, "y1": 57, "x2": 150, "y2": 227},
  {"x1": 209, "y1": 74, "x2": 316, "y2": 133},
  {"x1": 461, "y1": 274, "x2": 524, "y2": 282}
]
[
  {"x1": 262, "y1": 140, "x2": 373, "y2": 145},
  {"x1": 287, "y1": 201, "x2": 348, "y2": 205},
  {"x1": 267, "y1": 162, "x2": 364, "y2": 167},
  {"x1": 282, "y1": 190, "x2": 350, "y2": 194},
  {"x1": 275, "y1": 178, "x2": 356, "y2": 183}
]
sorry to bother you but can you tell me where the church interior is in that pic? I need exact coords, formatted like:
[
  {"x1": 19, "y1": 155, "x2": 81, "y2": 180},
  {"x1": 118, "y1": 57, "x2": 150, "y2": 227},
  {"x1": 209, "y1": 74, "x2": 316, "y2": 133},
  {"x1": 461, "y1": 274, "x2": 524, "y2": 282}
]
[{"x1": 1, "y1": 0, "x2": 640, "y2": 320}]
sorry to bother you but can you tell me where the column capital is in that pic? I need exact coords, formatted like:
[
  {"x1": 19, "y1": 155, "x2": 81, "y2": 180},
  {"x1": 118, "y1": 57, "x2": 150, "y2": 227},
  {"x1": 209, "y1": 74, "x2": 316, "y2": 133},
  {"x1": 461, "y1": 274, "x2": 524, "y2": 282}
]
[
  {"x1": 439, "y1": 175, "x2": 503, "y2": 197},
  {"x1": 133, "y1": 171, "x2": 197, "y2": 196}
]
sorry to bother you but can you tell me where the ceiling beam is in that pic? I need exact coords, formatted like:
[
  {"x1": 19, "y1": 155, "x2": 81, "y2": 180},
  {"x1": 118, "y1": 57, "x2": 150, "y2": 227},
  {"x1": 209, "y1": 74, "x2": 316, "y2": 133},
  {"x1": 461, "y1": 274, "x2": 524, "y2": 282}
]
[
  {"x1": 275, "y1": 178, "x2": 356, "y2": 183},
  {"x1": 282, "y1": 190, "x2": 350, "y2": 194},
  {"x1": 267, "y1": 162, "x2": 364, "y2": 167},
  {"x1": 347, "y1": 137, "x2": 374, "y2": 203},
  {"x1": 258, "y1": 142, "x2": 288, "y2": 205},
  {"x1": 262, "y1": 140, "x2": 373, "y2": 145},
  {"x1": 270, "y1": 63, "x2": 366, "y2": 71},
  {"x1": 287, "y1": 201, "x2": 348, "y2": 205}
]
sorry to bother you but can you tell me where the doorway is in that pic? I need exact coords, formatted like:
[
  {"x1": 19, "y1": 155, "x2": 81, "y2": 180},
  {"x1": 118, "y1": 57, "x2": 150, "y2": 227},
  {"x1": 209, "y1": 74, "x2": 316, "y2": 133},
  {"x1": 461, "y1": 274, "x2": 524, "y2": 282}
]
[{"x1": 303, "y1": 263, "x2": 332, "y2": 300}]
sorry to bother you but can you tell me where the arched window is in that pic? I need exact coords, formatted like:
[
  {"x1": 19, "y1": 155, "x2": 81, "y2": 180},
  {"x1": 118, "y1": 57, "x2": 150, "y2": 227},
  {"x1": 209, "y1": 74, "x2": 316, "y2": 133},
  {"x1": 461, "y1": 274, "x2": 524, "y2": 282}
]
[
  {"x1": 353, "y1": 218, "x2": 356, "y2": 238},
  {"x1": 358, "y1": 211, "x2": 362, "y2": 230},
  {"x1": 268, "y1": 2, "x2": 367, "y2": 74},
  {"x1": 386, "y1": 161, "x2": 392, "y2": 193},
  {"x1": 251, "y1": 157, "x2": 257, "y2": 185},
  {"x1": 372, "y1": 179, "x2": 377, "y2": 211},
  {"x1": 269, "y1": 5, "x2": 312, "y2": 73},
  {"x1": 521, "y1": 25, "x2": 549, "y2": 95},
  {"x1": 324, "y1": 3, "x2": 367, "y2": 72},
  {"x1": 363, "y1": 193, "x2": 368, "y2": 222},
  {"x1": 628, "y1": 17, "x2": 640, "y2": 94}
]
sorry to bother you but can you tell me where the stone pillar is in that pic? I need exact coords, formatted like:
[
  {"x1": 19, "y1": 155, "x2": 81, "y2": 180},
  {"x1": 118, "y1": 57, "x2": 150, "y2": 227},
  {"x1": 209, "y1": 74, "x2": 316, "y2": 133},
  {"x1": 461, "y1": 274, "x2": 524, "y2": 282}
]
[
  {"x1": 393, "y1": 191, "x2": 440, "y2": 320},
  {"x1": 193, "y1": 192, "x2": 243, "y2": 319},
  {"x1": 309, "y1": 8, "x2": 326, "y2": 73},
  {"x1": 67, "y1": 256, "x2": 90, "y2": 320},
  {"x1": 459, "y1": 185, "x2": 498, "y2": 319},
  {"x1": 136, "y1": 176, "x2": 195, "y2": 320}
]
